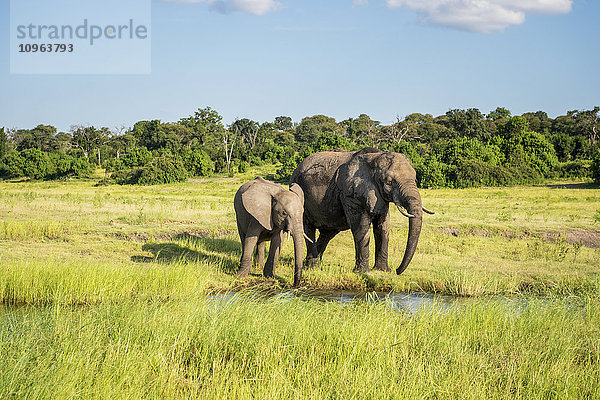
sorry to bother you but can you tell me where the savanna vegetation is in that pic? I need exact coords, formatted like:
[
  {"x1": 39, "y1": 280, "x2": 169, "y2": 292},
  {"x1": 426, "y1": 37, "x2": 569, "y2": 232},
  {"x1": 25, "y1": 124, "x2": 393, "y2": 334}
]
[
  {"x1": 0, "y1": 170, "x2": 599, "y2": 398},
  {"x1": 1, "y1": 106, "x2": 599, "y2": 398},
  {"x1": 1, "y1": 106, "x2": 599, "y2": 186}
]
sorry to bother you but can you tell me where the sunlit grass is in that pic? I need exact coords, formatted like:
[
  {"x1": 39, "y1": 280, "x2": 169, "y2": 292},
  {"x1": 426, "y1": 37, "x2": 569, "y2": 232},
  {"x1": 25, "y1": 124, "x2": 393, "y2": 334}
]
[
  {"x1": 1, "y1": 170, "x2": 599, "y2": 398},
  {"x1": 0, "y1": 169, "x2": 599, "y2": 300},
  {"x1": 1, "y1": 294, "x2": 598, "y2": 399}
]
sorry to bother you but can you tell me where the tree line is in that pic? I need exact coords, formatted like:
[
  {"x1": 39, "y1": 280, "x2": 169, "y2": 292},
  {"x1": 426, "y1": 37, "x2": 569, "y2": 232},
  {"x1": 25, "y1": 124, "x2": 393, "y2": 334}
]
[{"x1": 1, "y1": 106, "x2": 599, "y2": 187}]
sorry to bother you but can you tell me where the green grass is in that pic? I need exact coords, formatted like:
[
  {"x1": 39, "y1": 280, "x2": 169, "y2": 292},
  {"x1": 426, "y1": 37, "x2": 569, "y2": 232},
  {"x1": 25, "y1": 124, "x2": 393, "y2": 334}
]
[
  {"x1": 1, "y1": 294, "x2": 599, "y2": 399},
  {"x1": 1, "y1": 168, "x2": 599, "y2": 398},
  {"x1": 0, "y1": 168, "x2": 598, "y2": 300}
]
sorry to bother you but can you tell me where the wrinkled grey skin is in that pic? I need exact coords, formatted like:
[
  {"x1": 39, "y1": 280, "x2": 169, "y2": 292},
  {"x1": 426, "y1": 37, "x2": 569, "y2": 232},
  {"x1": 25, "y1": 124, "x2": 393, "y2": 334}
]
[
  {"x1": 290, "y1": 148, "x2": 430, "y2": 275},
  {"x1": 234, "y1": 177, "x2": 306, "y2": 286}
]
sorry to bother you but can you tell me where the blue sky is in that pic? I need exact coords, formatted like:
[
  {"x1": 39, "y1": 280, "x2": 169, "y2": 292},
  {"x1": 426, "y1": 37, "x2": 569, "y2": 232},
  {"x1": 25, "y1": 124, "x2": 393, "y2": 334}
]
[{"x1": 1, "y1": 0, "x2": 598, "y2": 132}]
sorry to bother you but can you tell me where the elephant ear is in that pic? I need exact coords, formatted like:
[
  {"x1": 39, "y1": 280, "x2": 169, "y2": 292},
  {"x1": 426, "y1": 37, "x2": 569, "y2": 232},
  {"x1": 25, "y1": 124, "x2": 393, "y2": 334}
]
[
  {"x1": 241, "y1": 180, "x2": 274, "y2": 231},
  {"x1": 289, "y1": 183, "x2": 304, "y2": 207}
]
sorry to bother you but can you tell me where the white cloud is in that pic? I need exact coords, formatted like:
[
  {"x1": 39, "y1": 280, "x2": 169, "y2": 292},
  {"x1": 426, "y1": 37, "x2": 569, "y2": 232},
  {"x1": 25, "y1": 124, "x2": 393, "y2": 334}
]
[
  {"x1": 386, "y1": 0, "x2": 573, "y2": 32},
  {"x1": 161, "y1": 0, "x2": 283, "y2": 16},
  {"x1": 352, "y1": 0, "x2": 369, "y2": 7}
]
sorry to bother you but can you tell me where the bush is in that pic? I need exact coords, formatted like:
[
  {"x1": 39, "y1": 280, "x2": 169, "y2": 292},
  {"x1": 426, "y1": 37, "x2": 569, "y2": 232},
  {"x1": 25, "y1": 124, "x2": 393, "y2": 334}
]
[
  {"x1": 48, "y1": 153, "x2": 92, "y2": 179},
  {"x1": 275, "y1": 154, "x2": 303, "y2": 182},
  {"x1": 182, "y1": 149, "x2": 214, "y2": 177},
  {"x1": 21, "y1": 148, "x2": 51, "y2": 179},
  {"x1": 553, "y1": 160, "x2": 592, "y2": 179},
  {"x1": 415, "y1": 156, "x2": 449, "y2": 188},
  {"x1": 521, "y1": 131, "x2": 558, "y2": 176},
  {"x1": 592, "y1": 149, "x2": 600, "y2": 184},
  {"x1": 238, "y1": 161, "x2": 249, "y2": 173},
  {"x1": 115, "y1": 155, "x2": 188, "y2": 185},
  {"x1": 0, "y1": 150, "x2": 25, "y2": 179},
  {"x1": 120, "y1": 147, "x2": 153, "y2": 169},
  {"x1": 449, "y1": 158, "x2": 516, "y2": 188}
]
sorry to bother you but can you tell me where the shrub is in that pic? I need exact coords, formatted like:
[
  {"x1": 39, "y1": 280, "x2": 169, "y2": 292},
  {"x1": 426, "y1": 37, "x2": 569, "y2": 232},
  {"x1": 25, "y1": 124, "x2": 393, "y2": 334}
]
[
  {"x1": 238, "y1": 161, "x2": 249, "y2": 173},
  {"x1": 0, "y1": 150, "x2": 25, "y2": 179},
  {"x1": 120, "y1": 147, "x2": 153, "y2": 169},
  {"x1": 275, "y1": 154, "x2": 303, "y2": 182},
  {"x1": 21, "y1": 148, "x2": 51, "y2": 179},
  {"x1": 415, "y1": 156, "x2": 449, "y2": 188},
  {"x1": 592, "y1": 148, "x2": 600, "y2": 184},
  {"x1": 449, "y1": 158, "x2": 516, "y2": 188},
  {"x1": 47, "y1": 153, "x2": 92, "y2": 179},
  {"x1": 214, "y1": 158, "x2": 227, "y2": 173},
  {"x1": 553, "y1": 160, "x2": 591, "y2": 179},
  {"x1": 521, "y1": 130, "x2": 558, "y2": 176},
  {"x1": 103, "y1": 158, "x2": 123, "y2": 173},
  {"x1": 182, "y1": 149, "x2": 214, "y2": 177},
  {"x1": 116, "y1": 155, "x2": 188, "y2": 185}
]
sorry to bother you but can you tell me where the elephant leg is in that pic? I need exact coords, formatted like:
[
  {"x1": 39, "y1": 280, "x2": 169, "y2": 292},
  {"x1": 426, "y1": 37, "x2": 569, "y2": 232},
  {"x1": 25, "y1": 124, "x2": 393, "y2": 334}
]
[
  {"x1": 264, "y1": 231, "x2": 283, "y2": 278},
  {"x1": 304, "y1": 222, "x2": 319, "y2": 268},
  {"x1": 238, "y1": 224, "x2": 261, "y2": 277},
  {"x1": 255, "y1": 240, "x2": 266, "y2": 268},
  {"x1": 316, "y1": 229, "x2": 339, "y2": 258},
  {"x1": 373, "y1": 211, "x2": 391, "y2": 272},
  {"x1": 349, "y1": 213, "x2": 372, "y2": 273}
]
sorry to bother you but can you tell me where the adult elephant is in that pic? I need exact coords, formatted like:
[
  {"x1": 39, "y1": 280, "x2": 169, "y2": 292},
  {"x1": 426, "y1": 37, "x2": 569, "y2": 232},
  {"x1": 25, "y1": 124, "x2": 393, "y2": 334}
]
[{"x1": 290, "y1": 148, "x2": 434, "y2": 274}]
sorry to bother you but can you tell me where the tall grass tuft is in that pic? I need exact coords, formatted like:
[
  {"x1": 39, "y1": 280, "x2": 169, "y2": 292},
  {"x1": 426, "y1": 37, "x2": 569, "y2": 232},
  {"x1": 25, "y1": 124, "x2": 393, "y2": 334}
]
[
  {"x1": 0, "y1": 220, "x2": 74, "y2": 241},
  {"x1": 1, "y1": 294, "x2": 599, "y2": 399}
]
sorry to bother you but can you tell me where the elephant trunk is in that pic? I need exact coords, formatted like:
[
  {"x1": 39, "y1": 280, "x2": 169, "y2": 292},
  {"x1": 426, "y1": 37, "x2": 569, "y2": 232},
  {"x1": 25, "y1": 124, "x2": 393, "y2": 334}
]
[
  {"x1": 395, "y1": 186, "x2": 423, "y2": 275},
  {"x1": 291, "y1": 223, "x2": 305, "y2": 287}
]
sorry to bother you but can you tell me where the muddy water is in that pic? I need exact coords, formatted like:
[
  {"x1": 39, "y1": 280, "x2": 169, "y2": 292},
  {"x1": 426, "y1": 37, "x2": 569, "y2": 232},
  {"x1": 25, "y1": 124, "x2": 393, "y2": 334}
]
[
  {"x1": 209, "y1": 290, "x2": 543, "y2": 314},
  {"x1": 294, "y1": 290, "x2": 457, "y2": 314},
  {"x1": 209, "y1": 289, "x2": 577, "y2": 315}
]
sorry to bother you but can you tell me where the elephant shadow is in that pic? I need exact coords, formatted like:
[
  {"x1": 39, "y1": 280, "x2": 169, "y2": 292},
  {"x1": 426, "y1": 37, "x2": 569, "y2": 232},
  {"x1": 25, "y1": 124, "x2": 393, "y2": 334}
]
[{"x1": 131, "y1": 233, "x2": 241, "y2": 275}]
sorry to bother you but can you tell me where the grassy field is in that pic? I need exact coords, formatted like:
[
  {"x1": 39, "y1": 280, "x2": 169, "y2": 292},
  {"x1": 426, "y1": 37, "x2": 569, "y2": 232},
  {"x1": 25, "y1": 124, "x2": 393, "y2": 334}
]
[
  {"x1": 1, "y1": 167, "x2": 599, "y2": 398},
  {"x1": 0, "y1": 167, "x2": 599, "y2": 302},
  {"x1": 2, "y1": 295, "x2": 598, "y2": 399}
]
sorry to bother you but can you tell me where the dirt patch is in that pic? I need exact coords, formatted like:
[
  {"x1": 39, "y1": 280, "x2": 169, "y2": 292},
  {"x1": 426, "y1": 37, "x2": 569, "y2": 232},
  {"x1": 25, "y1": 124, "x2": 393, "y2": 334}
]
[
  {"x1": 542, "y1": 231, "x2": 600, "y2": 249},
  {"x1": 109, "y1": 229, "x2": 236, "y2": 242},
  {"x1": 439, "y1": 227, "x2": 600, "y2": 248}
]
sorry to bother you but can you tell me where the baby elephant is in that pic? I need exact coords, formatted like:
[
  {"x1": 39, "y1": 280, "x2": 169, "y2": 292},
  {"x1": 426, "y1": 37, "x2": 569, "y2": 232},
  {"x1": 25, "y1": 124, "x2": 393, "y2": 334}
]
[{"x1": 234, "y1": 177, "x2": 309, "y2": 287}]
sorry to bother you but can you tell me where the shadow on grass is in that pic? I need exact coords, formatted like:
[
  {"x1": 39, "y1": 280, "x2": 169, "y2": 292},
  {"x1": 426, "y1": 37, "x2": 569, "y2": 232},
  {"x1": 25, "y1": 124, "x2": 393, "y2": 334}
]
[
  {"x1": 546, "y1": 182, "x2": 599, "y2": 190},
  {"x1": 174, "y1": 232, "x2": 240, "y2": 256},
  {"x1": 131, "y1": 234, "x2": 241, "y2": 275}
]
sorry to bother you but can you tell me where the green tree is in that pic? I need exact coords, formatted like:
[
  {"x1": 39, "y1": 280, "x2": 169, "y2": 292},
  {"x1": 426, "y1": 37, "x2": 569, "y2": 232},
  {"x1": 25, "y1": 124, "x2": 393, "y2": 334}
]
[
  {"x1": 0, "y1": 128, "x2": 7, "y2": 159},
  {"x1": 487, "y1": 107, "x2": 511, "y2": 122},
  {"x1": 445, "y1": 108, "x2": 494, "y2": 140},
  {"x1": 572, "y1": 107, "x2": 599, "y2": 148},
  {"x1": 21, "y1": 148, "x2": 52, "y2": 179},
  {"x1": 231, "y1": 118, "x2": 260, "y2": 150},
  {"x1": 72, "y1": 126, "x2": 111, "y2": 166},
  {"x1": 592, "y1": 147, "x2": 600, "y2": 184},
  {"x1": 0, "y1": 150, "x2": 24, "y2": 178},
  {"x1": 342, "y1": 114, "x2": 380, "y2": 146},
  {"x1": 108, "y1": 131, "x2": 138, "y2": 159},
  {"x1": 274, "y1": 116, "x2": 294, "y2": 133},
  {"x1": 522, "y1": 111, "x2": 552, "y2": 135},
  {"x1": 295, "y1": 115, "x2": 342, "y2": 145},
  {"x1": 16, "y1": 125, "x2": 58, "y2": 152},
  {"x1": 498, "y1": 116, "x2": 558, "y2": 175},
  {"x1": 130, "y1": 121, "x2": 182, "y2": 152},
  {"x1": 179, "y1": 107, "x2": 225, "y2": 147}
]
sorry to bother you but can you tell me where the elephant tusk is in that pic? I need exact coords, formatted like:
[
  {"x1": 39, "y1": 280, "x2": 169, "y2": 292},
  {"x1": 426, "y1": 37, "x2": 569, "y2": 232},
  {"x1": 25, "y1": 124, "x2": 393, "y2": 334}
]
[
  {"x1": 303, "y1": 232, "x2": 314, "y2": 244},
  {"x1": 422, "y1": 206, "x2": 435, "y2": 215},
  {"x1": 396, "y1": 204, "x2": 415, "y2": 218},
  {"x1": 286, "y1": 232, "x2": 290, "y2": 243}
]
